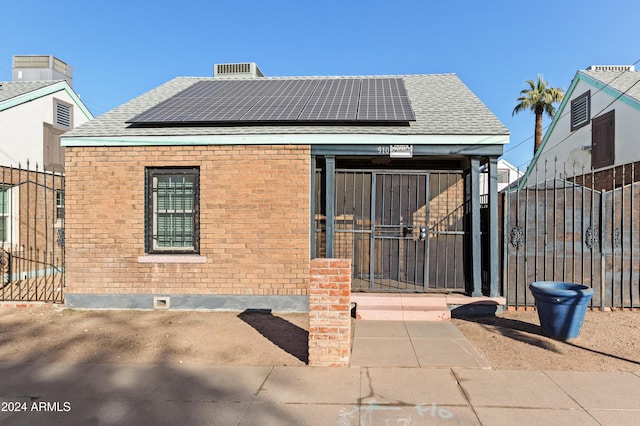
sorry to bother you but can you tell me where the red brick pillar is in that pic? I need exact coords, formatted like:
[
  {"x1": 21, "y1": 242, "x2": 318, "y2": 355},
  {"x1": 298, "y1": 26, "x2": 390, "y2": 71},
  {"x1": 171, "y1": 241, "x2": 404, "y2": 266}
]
[{"x1": 308, "y1": 258, "x2": 352, "y2": 367}]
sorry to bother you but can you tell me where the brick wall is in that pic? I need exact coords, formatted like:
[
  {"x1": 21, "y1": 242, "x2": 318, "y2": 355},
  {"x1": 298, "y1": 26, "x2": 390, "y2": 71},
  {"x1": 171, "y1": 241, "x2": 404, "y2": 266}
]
[
  {"x1": 571, "y1": 161, "x2": 640, "y2": 191},
  {"x1": 64, "y1": 145, "x2": 310, "y2": 297},
  {"x1": 308, "y1": 258, "x2": 351, "y2": 367}
]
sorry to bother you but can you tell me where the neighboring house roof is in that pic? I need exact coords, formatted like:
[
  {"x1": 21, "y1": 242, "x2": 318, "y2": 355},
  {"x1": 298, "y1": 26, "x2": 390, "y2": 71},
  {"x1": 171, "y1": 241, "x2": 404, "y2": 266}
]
[
  {"x1": 0, "y1": 80, "x2": 93, "y2": 119},
  {"x1": 581, "y1": 69, "x2": 640, "y2": 103},
  {"x1": 62, "y1": 74, "x2": 509, "y2": 145},
  {"x1": 497, "y1": 158, "x2": 521, "y2": 172},
  {"x1": 520, "y1": 67, "x2": 640, "y2": 188}
]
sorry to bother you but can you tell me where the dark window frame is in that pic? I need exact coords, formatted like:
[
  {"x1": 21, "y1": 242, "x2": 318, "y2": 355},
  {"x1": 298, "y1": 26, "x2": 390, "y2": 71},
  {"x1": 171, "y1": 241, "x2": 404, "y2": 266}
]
[
  {"x1": 145, "y1": 167, "x2": 200, "y2": 254},
  {"x1": 570, "y1": 90, "x2": 590, "y2": 131}
]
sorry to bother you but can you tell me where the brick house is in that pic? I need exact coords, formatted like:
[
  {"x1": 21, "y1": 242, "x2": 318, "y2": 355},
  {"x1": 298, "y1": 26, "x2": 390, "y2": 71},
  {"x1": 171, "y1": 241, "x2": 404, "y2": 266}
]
[{"x1": 61, "y1": 63, "x2": 509, "y2": 311}]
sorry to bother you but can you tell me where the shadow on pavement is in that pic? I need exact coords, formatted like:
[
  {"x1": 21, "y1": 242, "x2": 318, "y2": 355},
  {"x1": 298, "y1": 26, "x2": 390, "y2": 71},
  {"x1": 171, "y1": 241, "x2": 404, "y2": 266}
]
[
  {"x1": 454, "y1": 311, "x2": 640, "y2": 365},
  {"x1": 453, "y1": 312, "x2": 560, "y2": 353},
  {"x1": 238, "y1": 309, "x2": 309, "y2": 364}
]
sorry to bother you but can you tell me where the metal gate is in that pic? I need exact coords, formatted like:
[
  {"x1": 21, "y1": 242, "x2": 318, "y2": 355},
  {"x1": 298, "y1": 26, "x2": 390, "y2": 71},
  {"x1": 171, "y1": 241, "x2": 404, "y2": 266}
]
[
  {"x1": 1, "y1": 164, "x2": 64, "y2": 303},
  {"x1": 317, "y1": 169, "x2": 466, "y2": 292},
  {"x1": 503, "y1": 161, "x2": 640, "y2": 309}
]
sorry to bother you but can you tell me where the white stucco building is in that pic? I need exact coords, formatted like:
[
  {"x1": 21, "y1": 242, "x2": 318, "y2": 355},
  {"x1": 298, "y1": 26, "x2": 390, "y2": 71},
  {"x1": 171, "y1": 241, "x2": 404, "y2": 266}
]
[
  {"x1": 0, "y1": 55, "x2": 93, "y2": 171},
  {"x1": 523, "y1": 65, "x2": 640, "y2": 185}
]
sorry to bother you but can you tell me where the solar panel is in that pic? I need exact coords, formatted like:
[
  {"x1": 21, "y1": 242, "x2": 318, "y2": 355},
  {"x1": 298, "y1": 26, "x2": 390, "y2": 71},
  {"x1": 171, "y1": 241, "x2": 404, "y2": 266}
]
[
  {"x1": 127, "y1": 77, "x2": 415, "y2": 125},
  {"x1": 298, "y1": 79, "x2": 360, "y2": 121},
  {"x1": 358, "y1": 78, "x2": 416, "y2": 121},
  {"x1": 239, "y1": 79, "x2": 318, "y2": 121}
]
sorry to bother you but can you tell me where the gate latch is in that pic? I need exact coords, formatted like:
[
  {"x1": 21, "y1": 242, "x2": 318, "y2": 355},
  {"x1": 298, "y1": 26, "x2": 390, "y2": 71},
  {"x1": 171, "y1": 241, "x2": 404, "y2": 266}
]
[
  {"x1": 419, "y1": 226, "x2": 427, "y2": 241},
  {"x1": 403, "y1": 226, "x2": 414, "y2": 236}
]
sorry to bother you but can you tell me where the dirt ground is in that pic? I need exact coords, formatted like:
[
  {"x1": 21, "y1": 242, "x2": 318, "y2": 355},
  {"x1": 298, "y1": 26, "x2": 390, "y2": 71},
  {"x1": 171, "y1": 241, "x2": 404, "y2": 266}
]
[
  {"x1": 452, "y1": 310, "x2": 640, "y2": 372},
  {"x1": 0, "y1": 306, "x2": 639, "y2": 371}
]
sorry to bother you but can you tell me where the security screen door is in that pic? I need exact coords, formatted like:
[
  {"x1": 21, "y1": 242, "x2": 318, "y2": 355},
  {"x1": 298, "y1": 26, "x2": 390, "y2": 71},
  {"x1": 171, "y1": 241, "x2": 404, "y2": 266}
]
[
  {"x1": 334, "y1": 171, "x2": 429, "y2": 292},
  {"x1": 371, "y1": 172, "x2": 428, "y2": 291}
]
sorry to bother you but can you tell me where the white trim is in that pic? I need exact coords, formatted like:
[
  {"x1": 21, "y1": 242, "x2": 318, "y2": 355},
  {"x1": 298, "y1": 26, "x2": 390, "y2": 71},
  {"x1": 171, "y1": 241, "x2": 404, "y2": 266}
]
[
  {"x1": 137, "y1": 255, "x2": 207, "y2": 264},
  {"x1": 62, "y1": 133, "x2": 509, "y2": 147},
  {"x1": 0, "y1": 81, "x2": 93, "y2": 120}
]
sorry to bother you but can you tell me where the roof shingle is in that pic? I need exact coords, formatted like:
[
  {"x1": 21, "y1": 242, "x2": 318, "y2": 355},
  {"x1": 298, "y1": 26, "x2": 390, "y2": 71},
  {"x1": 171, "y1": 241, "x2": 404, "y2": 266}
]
[
  {"x1": 63, "y1": 74, "x2": 509, "y2": 139},
  {"x1": 0, "y1": 80, "x2": 62, "y2": 103}
]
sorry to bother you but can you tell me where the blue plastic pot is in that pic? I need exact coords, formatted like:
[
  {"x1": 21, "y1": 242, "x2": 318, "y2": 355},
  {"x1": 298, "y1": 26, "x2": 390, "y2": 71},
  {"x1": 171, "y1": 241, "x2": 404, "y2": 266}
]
[{"x1": 529, "y1": 282, "x2": 594, "y2": 340}]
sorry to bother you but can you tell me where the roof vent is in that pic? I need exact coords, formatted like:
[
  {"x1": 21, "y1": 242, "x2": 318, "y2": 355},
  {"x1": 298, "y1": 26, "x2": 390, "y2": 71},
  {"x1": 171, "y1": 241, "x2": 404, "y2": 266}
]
[
  {"x1": 214, "y1": 62, "x2": 264, "y2": 79},
  {"x1": 587, "y1": 65, "x2": 635, "y2": 72}
]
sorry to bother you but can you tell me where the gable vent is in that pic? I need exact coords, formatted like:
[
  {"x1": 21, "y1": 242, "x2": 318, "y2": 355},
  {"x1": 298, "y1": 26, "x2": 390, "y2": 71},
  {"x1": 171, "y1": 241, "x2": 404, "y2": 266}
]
[
  {"x1": 587, "y1": 65, "x2": 635, "y2": 72},
  {"x1": 214, "y1": 62, "x2": 264, "y2": 79},
  {"x1": 571, "y1": 91, "x2": 590, "y2": 131},
  {"x1": 55, "y1": 101, "x2": 72, "y2": 128}
]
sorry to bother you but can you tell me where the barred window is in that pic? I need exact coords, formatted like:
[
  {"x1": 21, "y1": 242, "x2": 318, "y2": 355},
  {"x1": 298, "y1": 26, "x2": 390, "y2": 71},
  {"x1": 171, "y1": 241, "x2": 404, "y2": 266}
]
[{"x1": 146, "y1": 167, "x2": 199, "y2": 254}]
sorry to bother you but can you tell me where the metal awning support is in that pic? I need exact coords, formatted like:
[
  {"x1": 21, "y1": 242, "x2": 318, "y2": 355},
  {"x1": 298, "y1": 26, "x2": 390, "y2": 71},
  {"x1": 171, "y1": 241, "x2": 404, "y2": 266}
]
[
  {"x1": 324, "y1": 156, "x2": 335, "y2": 258},
  {"x1": 469, "y1": 157, "x2": 483, "y2": 296}
]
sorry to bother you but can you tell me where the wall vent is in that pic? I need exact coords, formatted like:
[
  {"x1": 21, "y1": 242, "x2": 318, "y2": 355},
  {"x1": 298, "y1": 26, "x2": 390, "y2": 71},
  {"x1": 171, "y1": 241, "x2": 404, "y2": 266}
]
[
  {"x1": 214, "y1": 62, "x2": 264, "y2": 79},
  {"x1": 153, "y1": 296, "x2": 170, "y2": 310},
  {"x1": 587, "y1": 65, "x2": 635, "y2": 72}
]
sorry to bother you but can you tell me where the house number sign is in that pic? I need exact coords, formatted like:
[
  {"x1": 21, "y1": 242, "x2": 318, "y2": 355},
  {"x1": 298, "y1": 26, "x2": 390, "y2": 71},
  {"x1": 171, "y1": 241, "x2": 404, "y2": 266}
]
[{"x1": 377, "y1": 145, "x2": 413, "y2": 158}]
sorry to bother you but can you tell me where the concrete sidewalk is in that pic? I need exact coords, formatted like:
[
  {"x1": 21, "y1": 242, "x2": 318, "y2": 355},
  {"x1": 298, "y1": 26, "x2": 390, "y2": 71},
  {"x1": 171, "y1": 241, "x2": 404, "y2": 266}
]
[
  {"x1": 0, "y1": 321, "x2": 639, "y2": 425},
  {"x1": 350, "y1": 320, "x2": 490, "y2": 368}
]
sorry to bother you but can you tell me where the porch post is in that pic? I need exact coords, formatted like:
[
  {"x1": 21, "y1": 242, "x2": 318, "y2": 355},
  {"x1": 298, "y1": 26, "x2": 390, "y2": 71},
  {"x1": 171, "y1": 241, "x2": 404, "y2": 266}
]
[
  {"x1": 488, "y1": 157, "x2": 500, "y2": 297},
  {"x1": 310, "y1": 155, "x2": 316, "y2": 258},
  {"x1": 470, "y1": 157, "x2": 482, "y2": 296},
  {"x1": 325, "y1": 156, "x2": 335, "y2": 258}
]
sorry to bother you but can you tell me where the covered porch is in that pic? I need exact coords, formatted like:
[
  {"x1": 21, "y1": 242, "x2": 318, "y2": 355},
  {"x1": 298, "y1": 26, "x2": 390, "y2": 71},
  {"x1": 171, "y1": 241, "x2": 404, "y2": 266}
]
[{"x1": 311, "y1": 143, "x2": 502, "y2": 300}]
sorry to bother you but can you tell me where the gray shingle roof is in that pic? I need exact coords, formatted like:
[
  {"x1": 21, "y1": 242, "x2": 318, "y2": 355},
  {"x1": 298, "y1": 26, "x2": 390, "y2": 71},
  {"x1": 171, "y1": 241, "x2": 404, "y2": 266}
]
[
  {"x1": 580, "y1": 69, "x2": 640, "y2": 102},
  {"x1": 64, "y1": 74, "x2": 509, "y2": 138},
  {"x1": 0, "y1": 80, "x2": 62, "y2": 103}
]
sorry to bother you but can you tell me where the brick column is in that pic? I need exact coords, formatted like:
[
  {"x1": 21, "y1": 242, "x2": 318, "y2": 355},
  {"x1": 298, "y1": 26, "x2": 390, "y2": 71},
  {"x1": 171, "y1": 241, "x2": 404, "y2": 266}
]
[{"x1": 308, "y1": 258, "x2": 352, "y2": 367}]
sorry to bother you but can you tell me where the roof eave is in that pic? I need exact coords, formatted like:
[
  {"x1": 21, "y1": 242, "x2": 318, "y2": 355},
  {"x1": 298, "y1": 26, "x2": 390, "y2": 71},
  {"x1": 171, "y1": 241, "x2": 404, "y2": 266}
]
[{"x1": 0, "y1": 81, "x2": 94, "y2": 120}]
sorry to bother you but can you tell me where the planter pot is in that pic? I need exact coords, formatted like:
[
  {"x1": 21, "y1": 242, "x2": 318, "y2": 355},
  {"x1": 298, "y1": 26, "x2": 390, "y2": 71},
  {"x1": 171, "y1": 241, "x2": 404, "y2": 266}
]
[{"x1": 529, "y1": 281, "x2": 594, "y2": 340}]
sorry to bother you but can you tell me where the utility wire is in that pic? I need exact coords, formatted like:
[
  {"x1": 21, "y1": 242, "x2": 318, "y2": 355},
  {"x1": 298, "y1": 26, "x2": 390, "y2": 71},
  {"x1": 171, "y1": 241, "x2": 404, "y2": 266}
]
[
  {"x1": 532, "y1": 68, "x2": 640, "y2": 161},
  {"x1": 503, "y1": 58, "x2": 640, "y2": 168}
]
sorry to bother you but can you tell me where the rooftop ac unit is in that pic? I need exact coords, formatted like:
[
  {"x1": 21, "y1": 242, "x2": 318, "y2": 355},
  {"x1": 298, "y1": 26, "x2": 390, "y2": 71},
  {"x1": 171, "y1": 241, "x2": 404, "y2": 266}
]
[
  {"x1": 587, "y1": 65, "x2": 636, "y2": 72},
  {"x1": 214, "y1": 62, "x2": 264, "y2": 78}
]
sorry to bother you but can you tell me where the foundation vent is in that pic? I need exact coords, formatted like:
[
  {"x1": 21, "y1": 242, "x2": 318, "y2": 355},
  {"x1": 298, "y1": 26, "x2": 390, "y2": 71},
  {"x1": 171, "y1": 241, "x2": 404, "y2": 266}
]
[{"x1": 153, "y1": 297, "x2": 170, "y2": 310}]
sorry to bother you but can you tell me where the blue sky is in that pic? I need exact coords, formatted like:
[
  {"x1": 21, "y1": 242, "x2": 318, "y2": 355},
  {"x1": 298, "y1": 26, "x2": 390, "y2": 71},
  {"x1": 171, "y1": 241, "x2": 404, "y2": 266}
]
[{"x1": 1, "y1": 0, "x2": 638, "y2": 170}]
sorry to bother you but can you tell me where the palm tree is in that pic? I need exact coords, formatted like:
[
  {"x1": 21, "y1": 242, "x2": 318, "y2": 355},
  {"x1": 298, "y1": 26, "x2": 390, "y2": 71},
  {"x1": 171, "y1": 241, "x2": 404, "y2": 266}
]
[{"x1": 513, "y1": 75, "x2": 564, "y2": 154}]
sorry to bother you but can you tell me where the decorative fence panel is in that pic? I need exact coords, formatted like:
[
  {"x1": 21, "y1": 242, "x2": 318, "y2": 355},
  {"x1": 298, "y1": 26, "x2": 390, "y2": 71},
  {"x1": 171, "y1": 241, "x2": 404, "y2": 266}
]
[
  {"x1": 1, "y1": 163, "x2": 64, "y2": 303},
  {"x1": 503, "y1": 161, "x2": 640, "y2": 309}
]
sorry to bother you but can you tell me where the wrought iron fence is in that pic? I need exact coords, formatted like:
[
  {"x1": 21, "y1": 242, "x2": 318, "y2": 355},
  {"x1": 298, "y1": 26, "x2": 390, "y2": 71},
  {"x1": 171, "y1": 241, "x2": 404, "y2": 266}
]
[
  {"x1": 0, "y1": 162, "x2": 64, "y2": 302},
  {"x1": 503, "y1": 160, "x2": 640, "y2": 309}
]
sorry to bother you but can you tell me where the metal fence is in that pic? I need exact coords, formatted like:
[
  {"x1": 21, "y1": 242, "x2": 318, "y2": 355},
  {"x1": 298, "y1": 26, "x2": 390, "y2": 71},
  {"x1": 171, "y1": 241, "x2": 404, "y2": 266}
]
[
  {"x1": 503, "y1": 160, "x2": 640, "y2": 309},
  {"x1": 1, "y1": 163, "x2": 64, "y2": 302}
]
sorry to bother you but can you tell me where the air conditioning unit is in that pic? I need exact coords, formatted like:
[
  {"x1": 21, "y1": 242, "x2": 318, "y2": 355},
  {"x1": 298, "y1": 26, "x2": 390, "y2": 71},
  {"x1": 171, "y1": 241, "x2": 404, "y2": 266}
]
[
  {"x1": 214, "y1": 62, "x2": 264, "y2": 78},
  {"x1": 12, "y1": 55, "x2": 73, "y2": 87},
  {"x1": 587, "y1": 65, "x2": 635, "y2": 72}
]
